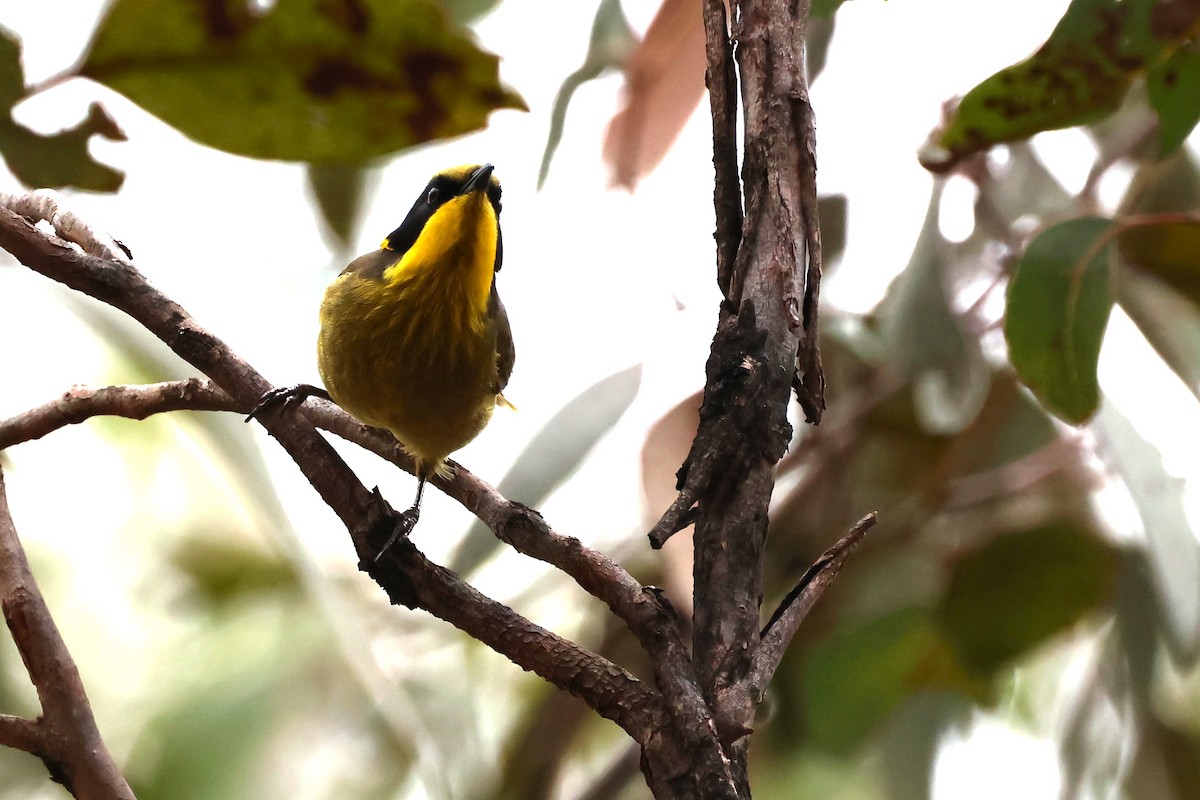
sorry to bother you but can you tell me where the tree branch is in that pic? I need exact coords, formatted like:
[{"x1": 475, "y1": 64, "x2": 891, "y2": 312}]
[
  {"x1": 678, "y1": 0, "x2": 825, "y2": 779},
  {"x1": 0, "y1": 379, "x2": 237, "y2": 448},
  {"x1": 0, "y1": 713, "x2": 42, "y2": 756},
  {"x1": 0, "y1": 464, "x2": 135, "y2": 799},
  {"x1": 0, "y1": 379, "x2": 708, "y2": 763},
  {"x1": 704, "y1": 0, "x2": 743, "y2": 301},
  {"x1": 0, "y1": 207, "x2": 664, "y2": 743},
  {"x1": 750, "y1": 513, "x2": 876, "y2": 690}
]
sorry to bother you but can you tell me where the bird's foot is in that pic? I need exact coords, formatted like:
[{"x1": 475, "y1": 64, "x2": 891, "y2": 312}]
[
  {"x1": 244, "y1": 383, "x2": 332, "y2": 422},
  {"x1": 371, "y1": 488, "x2": 420, "y2": 564}
]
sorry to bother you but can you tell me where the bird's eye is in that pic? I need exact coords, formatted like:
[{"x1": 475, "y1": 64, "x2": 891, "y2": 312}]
[{"x1": 426, "y1": 187, "x2": 440, "y2": 205}]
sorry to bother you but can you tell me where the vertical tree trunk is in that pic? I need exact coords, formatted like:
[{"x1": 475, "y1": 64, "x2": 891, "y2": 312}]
[{"x1": 640, "y1": 0, "x2": 823, "y2": 795}]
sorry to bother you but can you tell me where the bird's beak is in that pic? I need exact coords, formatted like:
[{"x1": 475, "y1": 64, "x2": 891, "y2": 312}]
[{"x1": 463, "y1": 164, "x2": 495, "y2": 195}]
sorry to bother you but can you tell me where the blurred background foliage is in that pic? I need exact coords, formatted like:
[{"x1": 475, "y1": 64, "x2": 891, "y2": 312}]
[{"x1": 2, "y1": 0, "x2": 1200, "y2": 798}]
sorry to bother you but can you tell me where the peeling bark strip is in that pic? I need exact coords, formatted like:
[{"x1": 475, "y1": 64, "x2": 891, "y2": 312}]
[{"x1": 736, "y1": 0, "x2": 825, "y2": 423}]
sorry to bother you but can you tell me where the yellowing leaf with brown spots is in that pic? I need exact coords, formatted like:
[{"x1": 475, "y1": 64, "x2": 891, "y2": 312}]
[
  {"x1": 79, "y1": 0, "x2": 526, "y2": 163},
  {"x1": 923, "y1": 0, "x2": 1200, "y2": 172}
]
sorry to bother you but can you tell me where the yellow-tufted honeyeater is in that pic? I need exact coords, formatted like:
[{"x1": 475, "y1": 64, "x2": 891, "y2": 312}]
[{"x1": 253, "y1": 164, "x2": 513, "y2": 557}]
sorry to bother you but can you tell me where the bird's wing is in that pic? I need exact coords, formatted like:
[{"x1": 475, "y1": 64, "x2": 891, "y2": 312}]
[{"x1": 490, "y1": 280, "x2": 515, "y2": 396}]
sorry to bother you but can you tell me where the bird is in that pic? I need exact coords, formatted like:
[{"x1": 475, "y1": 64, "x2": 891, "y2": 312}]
[{"x1": 251, "y1": 163, "x2": 514, "y2": 559}]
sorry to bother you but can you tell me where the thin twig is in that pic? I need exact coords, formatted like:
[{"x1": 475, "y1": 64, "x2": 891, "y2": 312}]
[
  {"x1": 749, "y1": 512, "x2": 876, "y2": 694},
  {"x1": 0, "y1": 464, "x2": 136, "y2": 799},
  {"x1": 0, "y1": 379, "x2": 237, "y2": 448}
]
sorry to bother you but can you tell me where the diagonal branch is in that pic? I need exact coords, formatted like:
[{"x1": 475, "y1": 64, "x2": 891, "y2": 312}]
[
  {"x1": 0, "y1": 380, "x2": 706, "y2": 760},
  {"x1": 750, "y1": 513, "x2": 876, "y2": 692},
  {"x1": 0, "y1": 464, "x2": 135, "y2": 799},
  {"x1": 708, "y1": 513, "x2": 876, "y2": 743},
  {"x1": 0, "y1": 207, "x2": 664, "y2": 743}
]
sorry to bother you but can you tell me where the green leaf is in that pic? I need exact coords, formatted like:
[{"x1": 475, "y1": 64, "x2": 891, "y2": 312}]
[
  {"x1": 79, "y1": 0, "x2": 526, "y2": 163},
  {"x1": 131, "y1": 651, "x2": 282, "y2": 800},
  {"x1": 538, "y1": 0, "x2": 636, "y2": 189},
  {"x1": 802, "y1": 608, "x2": 980, "y2": 753},
  {"x1": 877, "y1": 694, "x2": 972, "y2": 800},
  {"x1": 1096, "y1": 404, "x2": 1200, "y2": 664},
  {"x1": 1144, "y1": 719, "x2": 1200, "y2": 800},
  {"x1": 818, "y1": 193, "x2": 848, "y2": 271},
  {"x1": 1148, "y1": 40, "x2": 1200, "y2": 155},
  {"x1": 1120, "y1": 147, "x2": 1200, "y2": 216},
  {"x1": 980, "y1": 142, "x2": 1073, "y2": 226},
  {"x1": 1117, "y1": 268, "x2": 1200, "y2": 402},
  {"x1": 448, "y1": 364, "x2": 642, "y2": 576},
  {"x1": 812, "y1": 0, "x2": 851, "y2": 17},
  {"x1": 439, "y1": 0, "x2": 502, "y2": 26},
  {"x1": 923, "y1": 0, "x2": 1200, "y2": 171},
  {"x1": 0, "y1": 102, "x2": 127, "y2": 192},
  {"x1": 0, "y1": 28, "x2": 125, "y2": 191},
  {"x1": 307, "y1": 162, "x2": 373, "y2": 250},
  {"x1": 1005, "y1": 217, "x2": 1116, "y2": 424},
  {"x1": 938, "y1": 521, "x2": 1118, "y2": 674},
  {"x1": 0, "y1": 26, "x2": 23, "y2": 110},
  {"x1": 806, "y1": 15, "x2": 836, "y2": 83},
  {"x1": 168, "y1": 535, "x2": 299, "y2": 609},
  {"x1": 878, "y1": 184, "x2": 989, "y2": 434},
  {"x1": 1118, "y1": 219, "x2": 1200, "y2": 307}
]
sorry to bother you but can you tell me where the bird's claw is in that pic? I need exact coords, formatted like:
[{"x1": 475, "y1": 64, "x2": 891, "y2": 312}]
[
  {"x1": 374, "y1": 508, "x2": 418, "y2": 564},
  {"x1": 244, "y1": 383, "x2": 331, "y2": 422}
]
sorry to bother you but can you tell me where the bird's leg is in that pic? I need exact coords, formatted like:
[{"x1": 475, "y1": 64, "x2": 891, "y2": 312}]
[
  {"x1": 373, "y1": 478, "x2": 425, "y2": 563},
  {"x1": 244, "y1": 383, "x2": 333, "y2": 422}
]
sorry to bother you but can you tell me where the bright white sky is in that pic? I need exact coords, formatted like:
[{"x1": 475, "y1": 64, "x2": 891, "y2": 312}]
[{"x1": 2, "y1": 1, "x2": 1197, "y2": 797}]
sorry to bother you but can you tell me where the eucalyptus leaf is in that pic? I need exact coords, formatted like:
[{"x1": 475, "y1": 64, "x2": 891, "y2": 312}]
[
  {"x1": 0, "y1": 27, "x2": 124, "y2": 191},
  {"x1": 924, "y1": 0, "x2": 1200, "y2": 171},
  {"x1": 0, "y1": 102, "x2": 126, "y2": 192},
  {"x1": 1116, "y1": 268, "x2": 1200, "y2": 402},
  {"x1": 1147, "y1": 40, "x2": 1200, "y2": 156},
  {"x1": 1118, "y1": 219, "x2": 1200, "y2": 307},
  {"x1": 980, "y1": 142, "x2": 1073, "y2": 226},
  {"x1": 538, "y1": 0, "x2": 636, "y2": 188},
  {"x1": 307, "y1": 162, "x2": 373, "y2": 251},
  {"x1": 938, "y1": 521, "x2": 1118, "y2": 674},
  {"x1": 818, "y1": 193, "x2": 848, "y2": 272},
  {"x1": 0, "y1": 26, "x2": 23, "y2": 110},
  {"x1": 439, "y1": 0, "x2": 502, "y2": 26},
  {"x1": 802, "y1": 608, "x2": 978, "y2": 754},
  {"x1": 1005, "y1": 217, "x2": 1116, "y2": 424},
  {"x1": 812, "y1": 0, "x2": 851, "y2": 17},
  {"x1": 1096, "y1": 403, "x2": 1200, "y2": 665},
  {"x1": 448, "y1": 364, "x2": 642, "y2": 576},
  {"x1": 878, "y1": 184, "x2": 989, "y2": 435},
  {"x1": 80, "y1": 0, "x2": 525, "y2": 163},
  {"x1": 1120, "y1": 147, "x2": 1200, "y2": 216}
]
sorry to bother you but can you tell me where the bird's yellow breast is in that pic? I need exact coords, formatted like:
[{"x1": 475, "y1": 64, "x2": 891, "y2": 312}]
[{"x1": 317, "y1": 270, "x2": 501, "y2": 476}]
